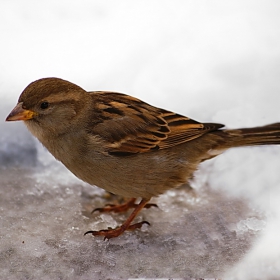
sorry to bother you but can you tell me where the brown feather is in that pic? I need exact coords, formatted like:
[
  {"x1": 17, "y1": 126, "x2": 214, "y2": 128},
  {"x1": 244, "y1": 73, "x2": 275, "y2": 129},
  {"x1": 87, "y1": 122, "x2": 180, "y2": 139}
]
[{"x1": 89, "y1": 91, "x2": 224, "y2": 155}]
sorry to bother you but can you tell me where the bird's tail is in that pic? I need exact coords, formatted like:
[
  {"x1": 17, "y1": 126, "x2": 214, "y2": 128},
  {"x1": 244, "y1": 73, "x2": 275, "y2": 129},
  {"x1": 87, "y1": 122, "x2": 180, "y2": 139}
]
[{"x1": 221, "y1": 123, "x2": 280, "y2": 147}]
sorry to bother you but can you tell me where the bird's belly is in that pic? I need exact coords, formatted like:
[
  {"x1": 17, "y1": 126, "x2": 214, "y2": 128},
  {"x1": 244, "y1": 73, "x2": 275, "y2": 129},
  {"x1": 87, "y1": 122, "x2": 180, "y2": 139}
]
[{"x1": 62, "y1": 150, "x2": 197, "y2": 198}]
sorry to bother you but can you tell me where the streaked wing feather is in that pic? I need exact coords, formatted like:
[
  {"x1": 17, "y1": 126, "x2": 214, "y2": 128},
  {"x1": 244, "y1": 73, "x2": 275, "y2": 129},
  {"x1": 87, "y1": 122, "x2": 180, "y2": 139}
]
[{"x1": 89, "y1": 91, "x2": 224, "y2": 155}]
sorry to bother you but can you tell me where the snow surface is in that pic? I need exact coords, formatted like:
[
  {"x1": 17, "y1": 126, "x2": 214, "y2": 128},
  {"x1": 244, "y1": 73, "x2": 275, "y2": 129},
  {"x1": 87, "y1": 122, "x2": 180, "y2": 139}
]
[{"x1": 1, "y1": 1, "x2": 280, "y2": 279}]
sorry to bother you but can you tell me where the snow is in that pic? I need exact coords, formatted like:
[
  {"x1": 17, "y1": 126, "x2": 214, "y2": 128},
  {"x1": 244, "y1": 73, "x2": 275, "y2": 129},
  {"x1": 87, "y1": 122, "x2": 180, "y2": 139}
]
[{"x1": 1, "y1": 0, "x2": 280, "y2": 279}]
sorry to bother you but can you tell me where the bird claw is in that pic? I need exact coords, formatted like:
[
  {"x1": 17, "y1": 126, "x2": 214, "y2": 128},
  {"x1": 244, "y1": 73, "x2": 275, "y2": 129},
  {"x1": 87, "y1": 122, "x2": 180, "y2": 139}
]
[
  {"x1": 84, "y1": 221, "x2": 150, "y2": 240},
  {"x1": 91, "y1": 198, "x2": 158, "y2": 214}
]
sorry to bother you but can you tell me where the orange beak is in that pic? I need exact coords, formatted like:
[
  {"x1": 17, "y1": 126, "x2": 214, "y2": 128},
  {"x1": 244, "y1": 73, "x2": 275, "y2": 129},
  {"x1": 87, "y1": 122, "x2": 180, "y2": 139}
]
[{"x1": 6, "y1": 102, "x2": 37, "y2": 121}]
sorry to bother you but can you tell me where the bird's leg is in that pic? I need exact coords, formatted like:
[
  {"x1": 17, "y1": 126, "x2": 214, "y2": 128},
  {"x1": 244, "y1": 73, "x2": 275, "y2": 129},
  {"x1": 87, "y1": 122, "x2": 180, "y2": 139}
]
[
  {"x1": 85, "y1": 198, "x2": 151, "y2": 240},
  {"x1": 92, "y1": 197, "x2": 157, "y2": 214}
]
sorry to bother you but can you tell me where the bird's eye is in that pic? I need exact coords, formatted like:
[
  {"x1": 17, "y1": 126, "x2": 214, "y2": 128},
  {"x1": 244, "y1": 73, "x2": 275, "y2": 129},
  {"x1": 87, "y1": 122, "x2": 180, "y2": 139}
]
[{"x1": 40, "y1": 101, "x2": 49, "y2": 109}]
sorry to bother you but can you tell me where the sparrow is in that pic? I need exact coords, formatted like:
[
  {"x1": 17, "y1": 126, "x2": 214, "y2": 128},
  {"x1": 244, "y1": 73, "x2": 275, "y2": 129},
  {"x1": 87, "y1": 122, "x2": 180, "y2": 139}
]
[{"x1": 6, "y1": 77, "x2": 280, "y2": 239}]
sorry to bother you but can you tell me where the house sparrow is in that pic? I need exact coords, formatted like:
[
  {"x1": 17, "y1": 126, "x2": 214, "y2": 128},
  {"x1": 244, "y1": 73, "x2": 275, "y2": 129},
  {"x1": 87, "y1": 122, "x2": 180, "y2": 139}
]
[{"x1": 6, "y1": 77, "x2": 280, "y2": 239}]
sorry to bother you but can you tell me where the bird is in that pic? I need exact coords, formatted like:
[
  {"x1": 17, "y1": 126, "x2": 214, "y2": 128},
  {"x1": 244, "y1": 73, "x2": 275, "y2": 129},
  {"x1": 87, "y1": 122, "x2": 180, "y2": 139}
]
[{"x1": 6, "y1": 77, "x2": 280, "y2": 239}]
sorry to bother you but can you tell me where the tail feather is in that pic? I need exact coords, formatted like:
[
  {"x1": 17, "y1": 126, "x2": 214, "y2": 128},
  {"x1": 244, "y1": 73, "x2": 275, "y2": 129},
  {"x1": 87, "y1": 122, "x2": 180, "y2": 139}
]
[{"x1": 223, "y1": 122, "x2": 280, "y2": 147}]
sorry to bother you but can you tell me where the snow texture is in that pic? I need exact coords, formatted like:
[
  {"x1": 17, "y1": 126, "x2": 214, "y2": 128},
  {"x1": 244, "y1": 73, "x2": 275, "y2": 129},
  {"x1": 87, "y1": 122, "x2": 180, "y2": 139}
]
[{"x1": 1, "y1": 1, "x2": 280, "y2": 279}]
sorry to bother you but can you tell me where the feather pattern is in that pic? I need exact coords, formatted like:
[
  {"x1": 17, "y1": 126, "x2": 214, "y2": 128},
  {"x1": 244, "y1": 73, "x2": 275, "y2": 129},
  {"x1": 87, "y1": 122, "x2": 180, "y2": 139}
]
[{"x1": 89, "y1": 91, "x2": 224, "y2": 155}]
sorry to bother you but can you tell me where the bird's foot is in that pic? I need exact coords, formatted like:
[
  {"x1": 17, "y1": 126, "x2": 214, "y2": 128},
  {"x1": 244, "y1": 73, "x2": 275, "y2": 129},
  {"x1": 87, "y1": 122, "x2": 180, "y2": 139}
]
[
  {"x1": 84, "y1": 221, "x2": 150, "y2": 240},
  {"x1": 92, "y1": 198, "x2": 157, "y2": 214},
  {"x1": 86, "y1": 198, "x2": 151, "y2": 239}
]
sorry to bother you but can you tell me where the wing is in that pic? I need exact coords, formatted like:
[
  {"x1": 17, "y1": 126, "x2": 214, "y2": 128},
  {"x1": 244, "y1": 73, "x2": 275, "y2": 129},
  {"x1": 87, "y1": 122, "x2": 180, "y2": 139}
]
[{"x1": 89, "y1": 91, "x2": 224, "y2": 156}]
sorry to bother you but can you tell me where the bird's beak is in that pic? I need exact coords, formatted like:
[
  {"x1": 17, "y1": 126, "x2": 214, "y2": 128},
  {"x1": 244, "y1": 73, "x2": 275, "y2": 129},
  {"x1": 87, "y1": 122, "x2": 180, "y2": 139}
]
[{"x1": 6, "y1": 102, "x2": 37, "y2": 121}]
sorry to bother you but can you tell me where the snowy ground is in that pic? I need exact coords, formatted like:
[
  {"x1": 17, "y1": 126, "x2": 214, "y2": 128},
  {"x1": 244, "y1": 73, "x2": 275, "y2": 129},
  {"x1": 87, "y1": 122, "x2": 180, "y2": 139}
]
[{"x1": 1, "y1": 1, "x2": 280, "y2": 279}]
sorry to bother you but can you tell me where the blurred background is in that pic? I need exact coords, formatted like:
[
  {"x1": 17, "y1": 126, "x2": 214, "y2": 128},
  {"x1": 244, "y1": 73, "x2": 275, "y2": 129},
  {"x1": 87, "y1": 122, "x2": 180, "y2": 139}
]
[{"x1": 1, "y1": 1, "x2": 280, "y2": 279}]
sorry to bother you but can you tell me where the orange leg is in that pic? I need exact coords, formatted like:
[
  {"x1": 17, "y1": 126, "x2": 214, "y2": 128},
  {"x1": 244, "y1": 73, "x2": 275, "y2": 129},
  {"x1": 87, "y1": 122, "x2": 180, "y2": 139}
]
[
  {"x1": 85, "y1": 198, "x2": 151, "y2": 240},
  {"x1": 92, "y1": 197, "x2": 157, "y2": 214}
]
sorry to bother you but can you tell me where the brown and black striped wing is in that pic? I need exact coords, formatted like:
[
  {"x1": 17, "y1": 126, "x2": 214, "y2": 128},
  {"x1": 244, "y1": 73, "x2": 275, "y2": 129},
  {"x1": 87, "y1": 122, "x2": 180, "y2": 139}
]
[
  {"x1": 158, "y1": 111, "x2": 224, "y2": 149},
  {"x1": 90, "y1": 91, "x2": 224, "y2": 155}
]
